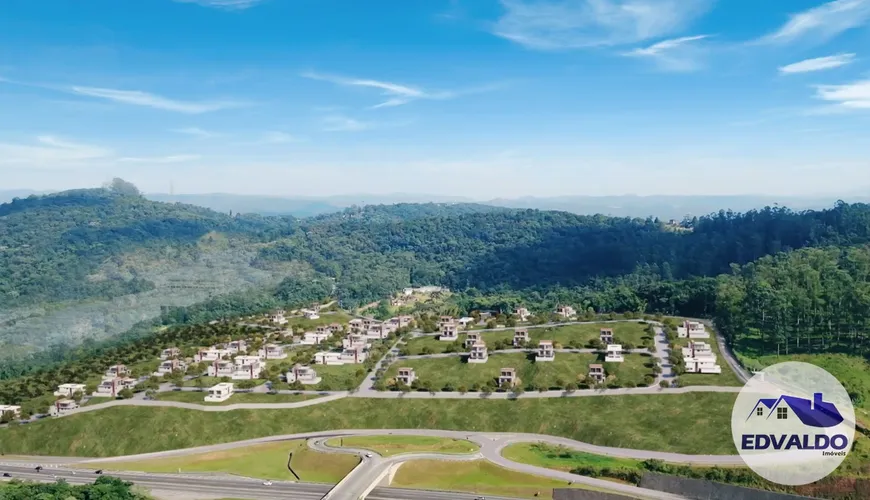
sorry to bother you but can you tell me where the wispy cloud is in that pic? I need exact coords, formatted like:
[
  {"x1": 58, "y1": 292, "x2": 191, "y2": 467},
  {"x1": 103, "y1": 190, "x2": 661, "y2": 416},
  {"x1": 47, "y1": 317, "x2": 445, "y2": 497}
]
[
  {"x1": 171, "y1": 127, "x2": 219, "y2": 138},
  {"x1": 118, "y1": 155, "x2": 202, "y2": 163},
  {"x1": 321, "y1": 115, "x2": 376, "y2": 132},
  {"x1": 302, "y1": 71, "x2": 502, "y2": 109},
  {"x1": 623, "y1": 34, "x2": 710, "y2": 71},
  {"x1": 813, "y1": 79, "x2": 870, "y2": 110},
  {"x1": 172, "y1": 0, "x2": 266, "y2": 10},
  {"x1": 260, "y1": 131, "x2": 301, "y2": 144},
  {"x1": 761, "y1": 0, "x2": 870, "y2": 44},
  {"x1": 779, "y1": 53, "x2": 856, "y2": 74},
  {"x1": 71, "y1": 86, "x2": 243, "y2": 113},
  {"x1": 491, "y1": 0, "x2": 712, "y2": 50},
  {"x1": 0, "y1": 136, "x2": 113, "y2": 169}
]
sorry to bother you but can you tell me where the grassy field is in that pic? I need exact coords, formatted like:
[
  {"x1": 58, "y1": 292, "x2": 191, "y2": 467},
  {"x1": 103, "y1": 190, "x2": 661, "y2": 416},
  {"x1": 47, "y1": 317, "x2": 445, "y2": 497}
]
[
  {"x1": 153, "y1": 391, "x2": 320, "y2": 405},
  {"x1": 391, "y1": 459, "x2": 591, "y2": 499},
  {"x1": 315, "y1": 363, "x2": 368, "y2": 391},
  {"x1": 671, "y1": 337, "x2": 744, "y2": 387},
  {"x1": 325, "y1": 435, "x2": 479, "y2": 457},
  {"x1": 0, "y1": 393, "x2": 737, "y2": 457},
  {"x1": 384, "y1": 352, "x2": 654, "y2": 389},
  {"x1": 95, "y1": 440, "x2": 358, "y2": 483},
  {"x1": 502, "y1": 442, "x2": 644, "y2": 471},
  {"x1": 181, "y1": 376, "x2": 267, "y2": 388},
  {"x1": 82, "y1": 396, "x2": 114, "y2": 407}
]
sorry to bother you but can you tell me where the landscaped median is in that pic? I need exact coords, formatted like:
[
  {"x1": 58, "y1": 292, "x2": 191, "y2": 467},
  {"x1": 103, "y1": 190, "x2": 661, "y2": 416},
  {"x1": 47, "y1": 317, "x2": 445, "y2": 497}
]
[
  {"x1": 87, "y1": 440, "x2": 359, "y2": 483},
  {"x1": 0, "y1": 393, "x2": 737, "y2": 457},
  {"x1": 324, "y1": 435, "x2": 479, "y2": 457}
]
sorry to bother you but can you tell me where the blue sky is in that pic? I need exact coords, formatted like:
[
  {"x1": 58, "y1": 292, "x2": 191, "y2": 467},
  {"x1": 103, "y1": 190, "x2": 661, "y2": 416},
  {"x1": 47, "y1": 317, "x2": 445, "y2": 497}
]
[{"x1": 1, "y1": 0, "x2": 869, "y2": 198}]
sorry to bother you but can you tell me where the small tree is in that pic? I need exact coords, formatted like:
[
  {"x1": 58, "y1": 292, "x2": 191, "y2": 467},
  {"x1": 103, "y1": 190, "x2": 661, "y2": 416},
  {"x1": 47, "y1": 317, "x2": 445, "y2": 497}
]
[
  {"x1": 458, "y1": 385, "x2": 468, "y2": 395},
  {"x1": 117, "y1": 388, "x2": 134, "y2": 399},
  {"x1": 237, "y1": 379, "x2": 257, "y2": 390},
  {"x1": 659, "y1": 380, "x2": 670, "y2": 389},
  {"x1": 0, "y1": 410, "x2": 14, "y2": 424},
  {"x1": 565, "y1": 382, "x2": 578, "y2": 393},
  {"x1": 195, "y1": 377, "x2": 207, "y2": 391},
  {"x1": 72, "y1": 390, "x2": 84, "y2": 403}
]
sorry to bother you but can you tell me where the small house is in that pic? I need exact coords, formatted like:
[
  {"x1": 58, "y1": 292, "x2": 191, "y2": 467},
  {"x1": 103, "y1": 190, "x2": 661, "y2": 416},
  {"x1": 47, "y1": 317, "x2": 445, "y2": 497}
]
[
  {"x1": 258, "y1": 344, "x2": 287, "y2": 360},
  {"x1": 605, "y1": 344, "x2": 624, "y2": 363},
  {"x1": 599, "y1": 328, "x2": 614, "y2": 344},
  {"x1": 397, "y1": 367, "x2": 416, "y2": 386},
  {"x1": 286, "y1": 364, "x2": 321, "y2": 385},
  {"x1": 160, "y1": 347, "x2": 180, "y2": 360},
  {"x1": 556, "y1": 305, "x2": 576, "y2": 318},
  {"x1": 588, "y1": 364, "x2": 605, "y2": 383},
  {"x1": 468, "y1": 341, "x2": 488, "y2": 364},
  {"x1": 54, "y1": 383, "x2": 87, "y2": 398},
  {"x1": 498, "y1": 367, "x2": 517, "y2": 387},
  {"x1": 514, "y1": 307, "x2": 531, "y2": 322},
  {"x1": 536, "y1": 340, "x2": 555, "y2": 362},
  {"x1": 440, "y1": 322, "x2": 458, "y2": 342},
  {"x1": 104, "y1": 364, "x2": 129, "y2": 378},
  {"x1": 465, "y1": 331, "x2": 483, "y2": 348},
  {"x1": 205, "y1": 382, "x2": 234, "y2": 403},
  {"x1": 513, "y1": 328, "x2": 529, "y2": 347}
]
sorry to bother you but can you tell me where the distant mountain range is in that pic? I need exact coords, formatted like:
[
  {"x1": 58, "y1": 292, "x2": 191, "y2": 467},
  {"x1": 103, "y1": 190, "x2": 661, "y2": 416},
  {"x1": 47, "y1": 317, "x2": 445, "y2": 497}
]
[{"x1": 2, "y1": 189, "x2": 866, "y2": 220}]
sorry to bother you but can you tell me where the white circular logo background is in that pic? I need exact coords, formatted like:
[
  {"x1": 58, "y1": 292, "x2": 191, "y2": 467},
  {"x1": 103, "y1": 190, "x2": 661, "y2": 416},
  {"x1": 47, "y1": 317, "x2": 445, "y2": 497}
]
[{"x1": 731, "y1": 361, "x2": 855, "y2": 486}]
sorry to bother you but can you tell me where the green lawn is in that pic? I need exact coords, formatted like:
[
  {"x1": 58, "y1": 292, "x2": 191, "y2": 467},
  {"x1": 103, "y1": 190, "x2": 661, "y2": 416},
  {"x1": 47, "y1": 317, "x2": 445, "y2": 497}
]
[
  {"x1": 181, "y1": 377, "x2": 267, "y2": 388},
  {"x1": 502, "y1": 442, "x2": 643, "y2": 471},
  {"x1": 94, "y1": 439, "x2": 358, "y2": 483},
  {"x1": 0, "y1": 393, "x2": 737, "y2": 457},
  {"x1": 315, "y1": 364, "x2": 368, "y2": 391},
  {"x1": 384, "y1": 352, "x2": 655, "y2": 390},
  {"x1": 82, "y1": 397, "x2": 115, "y2": 407},
  {"x1": 154, "y1": 391, "x2": 320, "y2": 405},
  {"x1": 671, "y1": 337, "x2": 744, "y2": 387},
  {"x1": 325, "y1": 435, "x2": 478, "y2": 457},
  {"x1": 391, "y1": 459, "x2": 596, "y2": 499}
]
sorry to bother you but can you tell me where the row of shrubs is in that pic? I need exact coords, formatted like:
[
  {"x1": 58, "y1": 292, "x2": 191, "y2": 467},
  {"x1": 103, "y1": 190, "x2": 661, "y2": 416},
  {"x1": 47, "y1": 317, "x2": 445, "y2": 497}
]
[{"x1": 571, "y1": 459, "x2": 770, "y2": 489}]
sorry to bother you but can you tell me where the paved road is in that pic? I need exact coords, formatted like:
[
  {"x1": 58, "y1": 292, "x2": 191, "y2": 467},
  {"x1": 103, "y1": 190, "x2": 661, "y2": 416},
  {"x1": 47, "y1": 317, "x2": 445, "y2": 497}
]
[
  {"x1": 0, "y1": 465, "x2": 517, "y2": 500},
  {"x1": 396, "y1": 347, "x2": 653, "y2": 360},
  {"x1": 652, "y1": 326, "x2": 675, "y2": 386}
]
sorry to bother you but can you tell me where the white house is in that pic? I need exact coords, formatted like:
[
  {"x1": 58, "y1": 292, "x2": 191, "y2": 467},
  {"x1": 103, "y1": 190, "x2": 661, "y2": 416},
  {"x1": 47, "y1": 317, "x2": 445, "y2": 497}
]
[
  {"x1": 389, "y1": 316, "x2": 413, "y2": 328},
  {"x1": 468, "y1": 341, "x2": 488, "y2": 364},
  {"x1": 498, "y1": 367, "x2": 517, "y2": 387},
  {"x1": 681, "y1": 341, "x2": 721, "y2": 374},
  {"x1": 328, "y1": 323, "x2": 344, "y2": 333},
  {"x1": 96, "y1": 377, "x2": 137, "y2": 397},
  {"x1": 269, "y1": 309, "x2": 288, "y2": 325},
  {"x1": 465, "y1": 331, "x2": 483, "y2": 348},
  {"x1": 314, "y1": 346, "x2": 367, "y2": 365},
  {"x1": 205, "y1": 382, "x2": 234, "y2": 403},
  {"x1": 605, "y1": 344, "x2": 624, "y2": 363},
  {"x1": 365, "y1": 328, "x2": 387, "y2": 341},
  {"x1": 197, "y1": 348, "x2": 232, "y2": 362},
  {"x1": 396, "y1": 367, "x2": 416, "y2": 386},
  {"x1": 54, "y1": 383, "x2": 87, "y2": 398},
  {"x1": 258, "y1": 344, "x2": 287, "y2": 360},
  {"x1": 458, "y1": 317, "x2": 475, "y2": 328},
  {"x1": 50, "y1": 399, "x2": 79, "y2": 416},
  {"x1": 227, "y1": 340, "x2": 248, "y2": 354},
  {"x1": 0, "y1": 405, "x2": 21, "y2": 418},
  {"x1": 513, "y1": 329, "x2": 529, "y2": 347},
  {"x1": 301, "y1": 331, "x2": 330, "y2": 345},
  {"x1": 440, "y1": 322, "x2": 458, "y2": 342},
  {"x1": 104, "y1": 364, "x2": 129, "y2": 378},
  {"x1": 153, "y1": 358, "x2": 186, "y2": 376},
  {"x1": 536, "y1": 340, "x2": 555, "y2": 362},
  {"x1": 314, "y1": 351, "x2": 343, "y2": 365},
  {"x1": 207, "y1": 356, "x2": 263, "y2": 380},
  {"x1": 286, "y1": 364, "x2": 321, "y2": 385},
  {"x1": 341, "y1": 346, "x2": 367, "y2": 364},
  {"x1": 343, "y1": 333, "x2": 367, "y2": 350},
  {"x1": 678, "y1": 320, "x2": 710, "y2": 339},
  {"x1": 302, "y1": 308, "x2": 320, "y2": 320},
  {"x1": 556, "y1": 305, "x2": 576, "y2": 318},
  {"x1": 600, "y1": 328, "x2": 614, "y2": 344},
  {"x1": 160, "y1": 347, "x2": 180, "y2": 360},
  {"x1": 514, "y1": 307, "x2": 531, "y2": 322}
]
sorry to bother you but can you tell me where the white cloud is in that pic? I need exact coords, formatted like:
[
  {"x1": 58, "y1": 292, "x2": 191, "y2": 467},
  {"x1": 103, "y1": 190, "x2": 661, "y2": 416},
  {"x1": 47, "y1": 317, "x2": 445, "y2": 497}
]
[
  {"x1": 171, "y1": 127, "x2": 220, "y2": 138},
  {"x1": 0, "y1": 136, "x2": 113, "y2": 169},
  {"x1": 762, "y1": 0, "x2": 870, "y2": 44},
  {"x1": 118, "y1": 155, "x2": 202, "y2": 163},
  {"x1": 173, "y1": 0, "x2": 265, "y2": 10},
  {"x1": 779, "y1": 53, "x2": 856, "y2": 74},
  {"x1": 623, "y1": 34, "x2": 710, "y2": 71},
  {"x1": 491, "y1": 0, "x2": 712, "y2": 50},
  {"x1": 302, "y1": 71, "x2": 501, "y2": 109},
  {"x1": 71, "y1": 86, "x2": 242, "y2": 113},
  {"x1": 321, "y1": 115, "x2": 375, "y2": 132},
  {"x1": 814, "y1": 79, "x2": 870, "y2": 109}
]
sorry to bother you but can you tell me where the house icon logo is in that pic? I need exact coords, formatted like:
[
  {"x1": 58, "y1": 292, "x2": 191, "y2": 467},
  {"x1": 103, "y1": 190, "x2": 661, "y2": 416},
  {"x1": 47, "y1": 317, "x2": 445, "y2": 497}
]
[
  {"x1": 745, "y1": 393, "x2": 844, "y2": 428},
  {"x1": 731, "y1": 362, "x2": 855, "y2": 487}
]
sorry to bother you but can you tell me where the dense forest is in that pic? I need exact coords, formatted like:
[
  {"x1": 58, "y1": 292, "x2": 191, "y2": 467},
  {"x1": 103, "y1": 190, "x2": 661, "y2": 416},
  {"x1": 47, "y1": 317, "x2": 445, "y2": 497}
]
[
  {"x1": 4, "y1": 181, "x2": 870, "y2": 381},
  {"x1": 0, "y1": 476, "x2": 147, "y2": 499}
]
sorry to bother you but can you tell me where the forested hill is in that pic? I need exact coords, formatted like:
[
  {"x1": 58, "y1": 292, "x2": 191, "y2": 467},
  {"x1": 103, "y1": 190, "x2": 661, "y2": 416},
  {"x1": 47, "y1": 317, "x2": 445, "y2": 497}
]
[
  {"x1": 308, "y1": 202, "x2": 512, "y2": 224},
  {"x1": 0, "y1": 185, "x2": 293, "y2": 307},
  {"x1": 259, "y1": 202, "x2": 870, "y2": 306}
]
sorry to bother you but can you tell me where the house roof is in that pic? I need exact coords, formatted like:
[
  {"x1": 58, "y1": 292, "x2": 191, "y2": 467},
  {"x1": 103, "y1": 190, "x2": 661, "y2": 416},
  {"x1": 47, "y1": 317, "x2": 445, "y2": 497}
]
[{"x1": 750, "y1": 394, "x2": 845, "y2": 428}]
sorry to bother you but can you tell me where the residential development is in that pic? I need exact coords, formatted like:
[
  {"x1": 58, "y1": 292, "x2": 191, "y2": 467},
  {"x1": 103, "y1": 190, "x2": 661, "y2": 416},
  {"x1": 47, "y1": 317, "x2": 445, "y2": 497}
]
[
  {"x1": 286, "y1": 364, "x2": 321, "y2": 385},
  {"x1": 678, "y1": 320, "x2": 710, "y2": 339},
  {"x1": 205, "y1": 382, "x2": 234, "y2": 403},
  {"x1": 681, "y1": 341, "x2": 722, "y2": 374}
]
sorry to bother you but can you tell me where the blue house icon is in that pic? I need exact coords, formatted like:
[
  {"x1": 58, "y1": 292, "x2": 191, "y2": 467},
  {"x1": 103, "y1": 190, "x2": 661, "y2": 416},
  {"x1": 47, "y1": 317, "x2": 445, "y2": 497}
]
[{"x1": 746, "y1": 393, "x2": 843, "y2": 428}]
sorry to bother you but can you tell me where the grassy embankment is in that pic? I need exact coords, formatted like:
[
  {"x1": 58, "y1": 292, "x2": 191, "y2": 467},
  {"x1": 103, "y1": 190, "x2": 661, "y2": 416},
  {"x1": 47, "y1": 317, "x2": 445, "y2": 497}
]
[
  {"x1": 383, "y1": 352, "x2": 654, "y2": 389},
  {"x1": 391, "y1": 460, "x2": 597, "y2": 500},
  {"x1": 0, "y1": 393, "x2": 737, "y2": 457},
  {"x1": 95, "y1": 440, "x2": 358, "y2": 483},
  {"x1": 325, "y1": 435, "x2": 478, "y2": 457},
  {"x1": 153, "y1": 391, "x2": 320, "y2": 405}
]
